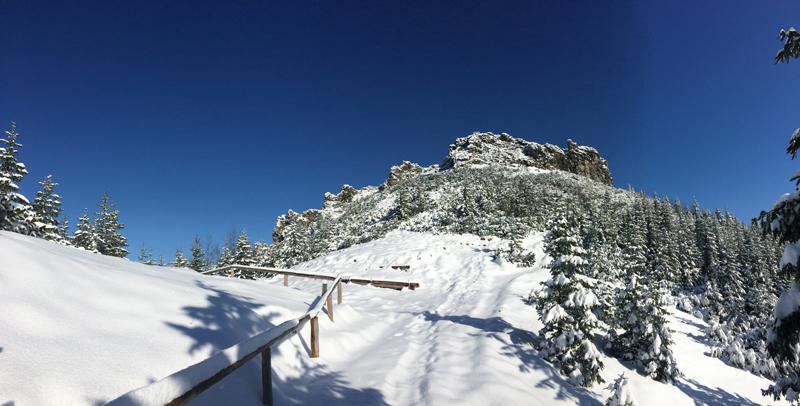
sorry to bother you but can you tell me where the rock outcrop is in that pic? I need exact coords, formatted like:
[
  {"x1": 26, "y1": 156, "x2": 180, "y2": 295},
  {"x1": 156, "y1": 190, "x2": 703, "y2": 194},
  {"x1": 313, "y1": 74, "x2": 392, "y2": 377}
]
[
  {"x1": 383, "y1": 161, "x2": 425, "y2": 189},
  {"x1": 441, "y1": 132, "x2": 613, "y2": 185}
]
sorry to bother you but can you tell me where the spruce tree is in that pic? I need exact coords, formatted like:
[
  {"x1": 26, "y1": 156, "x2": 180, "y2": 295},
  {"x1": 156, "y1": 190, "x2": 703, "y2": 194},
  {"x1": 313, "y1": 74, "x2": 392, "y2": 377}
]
[
  {"x1": 94, "y1": 193, "x2": 128, "y2": 257},
  {"x1": 612, "y1": 272, "x2": 679, "y2": 382},
  {"x1": 605, "y1": 374, "x2": 636, "y2": 406},
  {"x1": 72, "y1": 209, "x2": 97, "y2": 252},
  {"x1": 760, "y1": 75, "x2": 800, "y2": 400},
  {"x1": 138, "y1": 245, "x2": 154, "y2": 265},
  {"x1": 232, "y1": 231, "x2": 254, "y2": 265},
  {"x1": 173, "y1": 249, "x2": 189, "y2": 267},
  {"x1": 189, "y1": 236, "x2": 207, "y2": 272},
  {"x1": 218, "y1": 246, "x2": 233, "y2": 267},
  {"x1": 32, "y1": 175, "x2": 62, "y2": 241},
  {"x1": 0, "y1": 122, "x2": 34, "y2": 234},
  {"x1": 536, "y1": 214, "x2": 604, "y2": 387},
  {"x1": 253, "y1": 241, "x2": 273, "y2": 267},
  {"x1": 57, "y1": 214, "x2": 71, "y2": 245},
  {"x1": 776, "y1": 27, "x2": 800, "y2": 63}
]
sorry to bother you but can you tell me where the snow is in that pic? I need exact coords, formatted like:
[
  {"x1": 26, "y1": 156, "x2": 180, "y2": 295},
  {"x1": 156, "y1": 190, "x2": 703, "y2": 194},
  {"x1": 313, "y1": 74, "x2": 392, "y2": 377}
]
[
  {"x1": 0, "y1": 231, "x2": 313, "y2": 405},
  {"x1": 781, "y1": 241, "x2": 800, "y2": 269},
  {"x1": 544, "y1": 304, "x2": 570, "y2": 323},
  {"x1": 1, "y1": 230, "x2": 784, "y2": 405},
  {"x1": 770, "y1": 283, "x2": 800, "y2": 345}
]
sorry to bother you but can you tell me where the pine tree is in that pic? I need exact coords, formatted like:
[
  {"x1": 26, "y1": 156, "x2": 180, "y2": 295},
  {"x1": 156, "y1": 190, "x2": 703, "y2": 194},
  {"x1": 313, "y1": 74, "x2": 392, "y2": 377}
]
[
  {"x1": 605, "y1": 374, "x2": 636, "y2": 406},
  {"x1": 232, "y1": 231, "x2": 254, "y2": 265},
  {"x1": 673, "y1": 200, "x2": 700, "y2": 286},
  {"x1": 189, "y1": 236, "x2": 207, "y2": 272},
  {"x1": 218, "y1": 246, "x2": 233, "y2": 267},
  {"x1": 776, "y1": 27, "x2": 800, "y2": 63},
  {"x1": 138, "y1": 245, "x2": 154, "y2": 265},
  {"x1": 173, "y1": 249, "x2": 189, "y2": 267},
  {"x1": 32, "y1": 175, "x2": 62, "y2": 241},
  {"x1": 0, "y1": 122, "x2": 34, "y2": 234},
  {"x1": 72, "y1": 209, "x2": 97, "y2": 252},
  {"x1": 253, "y1": 241, "x2": 273, "y2": 267},
  {"x1": 536, "y1": 214, "x2": 604, "y2": 387},
  {"x1": 94, "y1": 193, "x2": 128, "y2": 257},
  {"x1": 760, "y1": 36, "x2": 800, "y2": 397},
  {"x1": 57, "y1": 214, "x2": 71, "y2": 245},
  {"x1": 612, "y1": 271, "x2": 680, "y2": 382}
]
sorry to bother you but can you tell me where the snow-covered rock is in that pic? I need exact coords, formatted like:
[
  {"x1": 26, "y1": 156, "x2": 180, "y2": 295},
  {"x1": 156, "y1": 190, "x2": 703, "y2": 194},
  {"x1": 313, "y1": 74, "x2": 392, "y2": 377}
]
[{"x1": 441, "y1": 132, "x2": 613, "y2": 185}]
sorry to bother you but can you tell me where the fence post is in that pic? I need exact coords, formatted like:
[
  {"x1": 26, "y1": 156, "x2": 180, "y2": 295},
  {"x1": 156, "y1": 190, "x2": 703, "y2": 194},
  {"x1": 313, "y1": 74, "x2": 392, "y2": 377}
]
[
  {"x1": 326, "y1": 288, "x2": 334, "y2": 322},
  {"x1": 283, "y1": 274, "x2": 288, "y2": 287},
  {"x1": 310, "y1": 316, "x2": 320, "y2": 358},
  {"x1": 337, "y1": 281, "x2": 343, "y2": 304},
  {"x1": 261, "y1": 347, "x2": 273, "y2": 406}
]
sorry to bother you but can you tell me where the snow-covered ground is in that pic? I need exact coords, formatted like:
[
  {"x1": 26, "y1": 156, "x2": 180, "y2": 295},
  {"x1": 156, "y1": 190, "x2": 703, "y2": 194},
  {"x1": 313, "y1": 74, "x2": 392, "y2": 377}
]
[
  {"x1": 0, "y1": 231, "x2": 313, "y2": 405},
  {"x1": 1, "y1": 230, "x2": 780, "y2": 405}
]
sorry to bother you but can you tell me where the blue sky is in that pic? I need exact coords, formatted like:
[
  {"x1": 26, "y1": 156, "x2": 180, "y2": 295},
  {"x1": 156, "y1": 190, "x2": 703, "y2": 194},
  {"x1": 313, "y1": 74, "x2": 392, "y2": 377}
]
[{"x1": 1, "y1": 1, "x2": 799, "y2": 259}]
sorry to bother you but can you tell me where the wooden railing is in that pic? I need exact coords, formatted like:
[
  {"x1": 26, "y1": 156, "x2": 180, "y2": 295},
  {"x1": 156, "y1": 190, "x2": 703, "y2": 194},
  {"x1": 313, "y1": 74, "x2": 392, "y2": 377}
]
[
  {"x1": 107, "y1": 266, "x2": 420, "y2": 406},
  {"x1": 204, "y1": 264, "x2": 420, "y2": 291}
]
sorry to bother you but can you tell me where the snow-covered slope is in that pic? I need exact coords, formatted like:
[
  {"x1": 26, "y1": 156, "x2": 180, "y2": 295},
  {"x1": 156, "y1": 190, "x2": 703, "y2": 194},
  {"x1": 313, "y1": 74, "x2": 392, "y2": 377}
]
[
  {"x1": 263, "y1": 230, "x2": 779, "y2": 405},
  {"x1": 1, "y1": 230, "x2": 779, "y2": 405},
  {"x1": 0, "y1": 231, "x2": 313, "y2": 405}
]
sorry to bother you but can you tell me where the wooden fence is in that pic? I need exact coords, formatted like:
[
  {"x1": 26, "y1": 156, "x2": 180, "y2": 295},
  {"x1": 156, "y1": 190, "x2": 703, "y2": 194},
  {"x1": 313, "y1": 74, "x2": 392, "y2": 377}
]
[
  {"x1": 107, "y1": 265, "x2": 419, "y2": 406},
  {"x1": 203, "y1": 265, "x2": 420, "y2": 291}
]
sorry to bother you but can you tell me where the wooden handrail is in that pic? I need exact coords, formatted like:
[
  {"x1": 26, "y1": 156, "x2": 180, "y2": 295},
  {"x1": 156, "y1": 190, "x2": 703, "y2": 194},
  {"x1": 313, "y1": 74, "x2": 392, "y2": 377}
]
[
  {"x1": 107, "y1": 276, "x2": 344, "y2": 406},
  {"x1": 204, "y1": 264, "x2": 420, "y2": 290}
]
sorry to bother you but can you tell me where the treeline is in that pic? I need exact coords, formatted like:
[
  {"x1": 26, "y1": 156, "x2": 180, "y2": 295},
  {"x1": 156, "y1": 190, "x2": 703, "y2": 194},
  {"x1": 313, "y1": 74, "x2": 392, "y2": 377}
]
[
  {"x1": 0, "y1": 122, "x2": 128, "y2": 257},
  {"x1": 534, "y1": 198, "x2": 785, "y2": 388}
]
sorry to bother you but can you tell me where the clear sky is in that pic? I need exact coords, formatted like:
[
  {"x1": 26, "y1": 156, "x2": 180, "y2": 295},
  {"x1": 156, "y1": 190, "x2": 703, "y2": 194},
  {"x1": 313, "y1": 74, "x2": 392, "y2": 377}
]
[{"x1": 1, "y1": 1, "x2": 799, "y2": 259}]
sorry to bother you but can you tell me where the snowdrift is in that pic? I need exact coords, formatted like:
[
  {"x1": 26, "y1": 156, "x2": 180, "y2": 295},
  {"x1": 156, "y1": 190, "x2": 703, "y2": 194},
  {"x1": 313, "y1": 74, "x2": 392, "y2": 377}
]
[{"x1": 0, "y1": 231, "x2": 313, "y2": 405}]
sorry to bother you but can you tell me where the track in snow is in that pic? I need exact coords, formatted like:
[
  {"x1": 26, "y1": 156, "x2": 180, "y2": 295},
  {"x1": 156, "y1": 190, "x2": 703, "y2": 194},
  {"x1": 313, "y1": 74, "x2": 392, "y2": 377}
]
[{"x1": 193, "y1": 231, "x2": 781, "y2": 406}]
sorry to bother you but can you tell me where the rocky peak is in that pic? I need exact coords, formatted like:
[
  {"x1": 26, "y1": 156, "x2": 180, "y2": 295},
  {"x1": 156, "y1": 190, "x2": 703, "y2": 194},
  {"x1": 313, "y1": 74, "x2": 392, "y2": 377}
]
[{"x1": 441, "y1": 132, "x2": 613, "y2": 185}]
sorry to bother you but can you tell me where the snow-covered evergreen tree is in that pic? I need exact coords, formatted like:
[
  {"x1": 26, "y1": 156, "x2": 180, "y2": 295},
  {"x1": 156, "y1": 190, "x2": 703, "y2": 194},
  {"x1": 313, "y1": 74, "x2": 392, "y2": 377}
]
[
  {"x1": 189, "y1": 236, "x2": 206, "y2": 272},
  {"x1": 776, "y1": 27, "x2": 800, "y2": 63},
  {"x1": 611, "y1": 272, "x2": 680, "y2": 382},
  {"x1": 218, "y1": 246, "x2": 233, "y2": 267},
  {"x1": 93, "y1": 193, "x2": 128, "y2": 257},
  {"x1": 173, "y1": 249, "x2": 189, "y2": 267},
  {"x1": 32, "y1": 175, "x2": 62, "y2": 241},
  {"x1": 253, "y1": 241, "x2": 273, "y2": 267},
  {"x1": 536, "y1": 214, "x2": 604, "y2": 387},
  {"x1": 232, "y1": 231, "x2": 254, "y2": 265},
  {"x1": 605, "y1": 374, "x2": 636, "y2": 406},
  {"x1": 72, "y1": 209, "x2": 97, "y2": 252},
  {"x1": 57, "y1": 214, "x2": 71, "y2": 244},
  {"x1": 138, "y1": 245, "x2": 154, "y2": 265},
  {"x1": 760, "y1": 106, "x2": 800, "y2": 400},
  {"x1": 0, "y1": 122, "x2": 34, "y2": 235}
]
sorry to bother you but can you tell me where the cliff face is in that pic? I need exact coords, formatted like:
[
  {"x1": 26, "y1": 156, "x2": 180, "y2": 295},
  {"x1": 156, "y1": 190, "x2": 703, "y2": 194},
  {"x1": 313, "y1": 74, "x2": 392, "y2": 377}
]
[{"x1": 440, "y1": 132, "x2": 613, "y2": 185}]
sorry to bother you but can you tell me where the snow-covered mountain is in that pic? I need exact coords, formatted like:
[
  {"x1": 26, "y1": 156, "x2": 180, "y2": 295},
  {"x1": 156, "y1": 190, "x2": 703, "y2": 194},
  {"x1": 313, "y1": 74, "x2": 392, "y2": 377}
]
[
  {"x1": 267, "y1": 132, "x2": 628, "y2": 268},
  {"x1": 2, "y1": 132, "x2": 788, "y2": 405}
]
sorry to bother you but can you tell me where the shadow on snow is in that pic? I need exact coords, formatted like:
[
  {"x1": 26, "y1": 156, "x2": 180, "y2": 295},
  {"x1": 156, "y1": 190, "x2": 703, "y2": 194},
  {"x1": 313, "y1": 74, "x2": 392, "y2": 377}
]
[
  {"x1": 161, "y1": 281, "x2": 385, "y2": 405},
  {"x1": 675, "y1": 378, "x2": 759, "y2": 406},
  {"x1": 165, "y1": 280, "x2": 281, "y2": 356},
  {"x1": 193, "y1": 348, "x2": 388, "y2": 405},
  {"x1": 420, "y1": 311, "x2": 602, "y2": 405}
]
